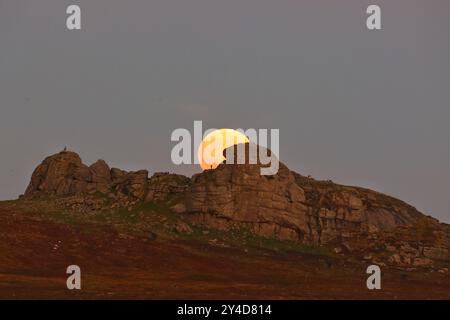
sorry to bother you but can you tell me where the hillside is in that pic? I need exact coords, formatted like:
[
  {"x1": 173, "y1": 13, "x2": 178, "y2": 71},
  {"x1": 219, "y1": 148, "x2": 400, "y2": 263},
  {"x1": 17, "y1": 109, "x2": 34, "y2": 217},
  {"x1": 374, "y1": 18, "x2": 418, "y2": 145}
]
[{"x1": 0, "y1": 148, "x2": 449, "y2": 298}]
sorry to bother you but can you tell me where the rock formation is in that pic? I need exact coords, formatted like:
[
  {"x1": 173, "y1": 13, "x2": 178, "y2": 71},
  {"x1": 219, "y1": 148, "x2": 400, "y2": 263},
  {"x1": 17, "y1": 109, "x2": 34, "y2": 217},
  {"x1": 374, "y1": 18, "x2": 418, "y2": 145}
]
[
  {"x1": 24, "y1": 150, "x2": 189, "y2": 207},
  {"x1": 22, "y1": 147, "x2": 450, "y2": 268},
  {"x1": 178, "y1": 144, "x2": 424, "y2": 245},
  {"x1": 24, "y1": 151, "x2": 150, "y2": 201},
  {"x1": 146, "y1": 172, "x2": 190, "y2": 202},
  {"x1": 25, "y1": 151, "x2": 94, "y2": 197}
]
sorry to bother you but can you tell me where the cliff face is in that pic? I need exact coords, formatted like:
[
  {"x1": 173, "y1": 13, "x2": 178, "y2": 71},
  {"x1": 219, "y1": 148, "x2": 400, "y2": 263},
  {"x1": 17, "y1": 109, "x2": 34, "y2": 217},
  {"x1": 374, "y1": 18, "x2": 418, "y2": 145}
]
[
  {"x1": 180, "y1": 160, "x2": 424, "y2": 245},
  {"x1": 184, "y1": 161, "x2": 310, "y2": 241}
]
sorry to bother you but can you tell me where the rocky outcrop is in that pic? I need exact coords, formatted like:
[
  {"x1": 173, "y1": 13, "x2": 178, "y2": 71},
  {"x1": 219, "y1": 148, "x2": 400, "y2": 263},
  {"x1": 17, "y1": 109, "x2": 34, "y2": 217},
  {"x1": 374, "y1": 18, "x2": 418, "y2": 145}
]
[
  {"x1": 25, "y1": 151, "x2": 93, "y2": 197},
  {"x1": 337, "y1": 216, "x2": 450, "y2": 269},
  {"x1": 292, "y1": 172, "x2": 424, "y2": 243},
  {"x1": 178, "y1": 144, "x2": 427, "y2": 245},
  {"x1": 145, "y1": 172, "x2": 190, "y2": 202},
  {"x1": 89, "y1": 160, "x2": 112, "y2": 194},
  {"x1": 111, "y1": 170, "x2": 149, "y2": 200},
  {"x1": 22, "y1": 148, "x2": 450, "y2": 269},
  {"x1": 24, "y1": 151, "x2": 149, "y2": 202},
  {"x1": 184, "y1": 160, "x2": 310, "y2": 241},
  {"x1": 24, "y1": 150, "x2": 187, "y2": 208}
]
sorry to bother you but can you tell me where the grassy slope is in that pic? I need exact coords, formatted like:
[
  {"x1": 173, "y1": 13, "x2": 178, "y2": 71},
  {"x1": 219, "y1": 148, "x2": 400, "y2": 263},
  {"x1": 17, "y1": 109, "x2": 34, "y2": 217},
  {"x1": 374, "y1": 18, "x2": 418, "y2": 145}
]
[{"x1": 1, "y1": 199, "x2": 450, "y2": 299}]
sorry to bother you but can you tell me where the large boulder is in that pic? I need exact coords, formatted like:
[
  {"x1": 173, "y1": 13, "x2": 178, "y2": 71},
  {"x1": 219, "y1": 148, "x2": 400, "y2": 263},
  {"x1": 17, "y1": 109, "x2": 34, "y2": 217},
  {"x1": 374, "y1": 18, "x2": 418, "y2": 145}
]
[
  {"x1": 89, "y1": 160, "x2": 112, "y2": 194},
  {"x1": 184, "y1": 161, "x2": 310, "y2": 241},
  {"x1": 112, "y1": 170, "x2": 149, "y2": 200},
  {"x1": 111, "y1": 168, "x2": 127, "y2": 183},
  {"x1": 25, "y1": 151, "x2": 92, "y2": 197}
]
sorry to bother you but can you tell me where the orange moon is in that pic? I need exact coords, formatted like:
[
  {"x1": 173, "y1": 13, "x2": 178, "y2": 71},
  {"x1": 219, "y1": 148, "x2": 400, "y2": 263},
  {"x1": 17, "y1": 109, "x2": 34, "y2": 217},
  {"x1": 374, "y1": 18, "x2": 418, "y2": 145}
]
[{"x1": 198, "y1": 129, "x2": 249, "y2": 170}]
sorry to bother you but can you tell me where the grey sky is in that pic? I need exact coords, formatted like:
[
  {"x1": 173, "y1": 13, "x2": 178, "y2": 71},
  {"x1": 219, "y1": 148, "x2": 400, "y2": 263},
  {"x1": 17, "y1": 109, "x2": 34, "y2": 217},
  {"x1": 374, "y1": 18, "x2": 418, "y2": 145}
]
[{"x1": 1, "y1": 0, "x2": 449, "y2": 222}]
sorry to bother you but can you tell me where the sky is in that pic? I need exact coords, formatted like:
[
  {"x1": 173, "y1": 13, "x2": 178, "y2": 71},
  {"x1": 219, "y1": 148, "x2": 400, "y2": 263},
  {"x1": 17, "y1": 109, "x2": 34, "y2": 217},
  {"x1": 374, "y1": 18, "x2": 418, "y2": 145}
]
[{"x1": 0, "y1": 0, "x2": 449, "y2": 223}]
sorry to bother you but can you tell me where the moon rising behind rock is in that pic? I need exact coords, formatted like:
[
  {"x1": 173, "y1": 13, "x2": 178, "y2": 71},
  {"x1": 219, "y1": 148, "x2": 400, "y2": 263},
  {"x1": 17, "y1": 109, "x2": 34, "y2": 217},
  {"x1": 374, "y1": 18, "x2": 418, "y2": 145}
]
[{"x1": 197, "y1": 129, "x2": 249, "y2": 170}]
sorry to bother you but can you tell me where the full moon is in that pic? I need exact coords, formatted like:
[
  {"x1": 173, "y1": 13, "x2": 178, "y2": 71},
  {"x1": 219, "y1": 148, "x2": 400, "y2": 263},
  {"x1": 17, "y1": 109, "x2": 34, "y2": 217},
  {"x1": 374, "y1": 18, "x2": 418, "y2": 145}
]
[{"x1": 198, "y1": 129, "x2": 249, "y2": 171}]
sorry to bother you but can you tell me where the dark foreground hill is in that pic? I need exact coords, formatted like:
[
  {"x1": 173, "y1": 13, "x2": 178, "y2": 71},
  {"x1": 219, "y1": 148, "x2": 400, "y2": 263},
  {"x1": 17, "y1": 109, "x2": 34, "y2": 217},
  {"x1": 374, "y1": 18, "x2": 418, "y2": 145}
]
[{"x1": 1, "y1": 148, "x2": 449, "y2": 298}]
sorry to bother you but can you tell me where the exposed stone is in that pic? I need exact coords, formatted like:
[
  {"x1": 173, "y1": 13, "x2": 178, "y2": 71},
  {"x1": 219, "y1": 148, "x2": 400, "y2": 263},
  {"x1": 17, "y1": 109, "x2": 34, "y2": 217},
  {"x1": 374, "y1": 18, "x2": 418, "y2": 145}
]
[
  {"x1": 334, "y1": 247, "x2": 343, "y2": 254},
  {"x1": 53, "y1": 194, "x2": 108, "y2": 213},
  {"x1": 171, "y1": 203, "x2": 187, "y2": 214},
  {"x1": 174, "y1": 221, "x2": 193, "y2": 234},
  {"x1": 412, "y1": 257, "x2": 433, "y2": 267},
  {"x1": 113, "y1": 170, "x2": 149, "y2": 200},
  {"x1": 89, "y1": 160, "x2": 112, "y2": 194},
  {"x1": 24, "y1": 150, "x2": 150, "y2": 206},
  {"x1": 25, "y1": 151, "x2": 92, "y2": 197},
  {"x1": 388, "y1": 254, "x2": 402, "y2": 265},
  {"x1": 22, "y1": 147, "x2": 450, "y2": 268},
  {"x1": 111, "y1": 168, "x2": 127, "y2": 183},
  {"x1": 145, "y1": 172, "x2": 190, "y2": 202},
  {"x1": 182, "y1": 143, "x2": 426, "y2": 245},
  {"x1": 422, "y1": 247, "x2": 449, "y2": 261}
]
